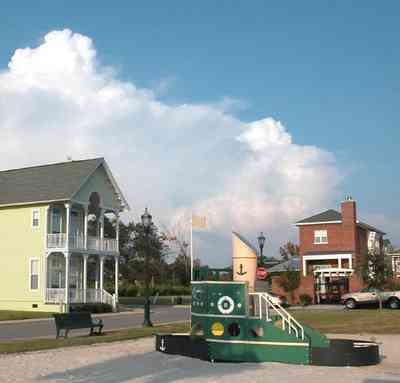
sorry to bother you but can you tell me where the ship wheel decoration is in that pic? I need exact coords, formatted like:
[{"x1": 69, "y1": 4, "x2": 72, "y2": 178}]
[{"x1": 217, "y1": 296, "x2": 235, "y2": 314}]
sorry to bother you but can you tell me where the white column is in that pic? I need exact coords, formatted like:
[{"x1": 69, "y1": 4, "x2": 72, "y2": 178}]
[
  {"x1": 349, "y1": 255, "x2": 353, "y2": 269},
  {"x1": 65, "y1": 203, "x2": 71, "y2": 250},
  {"x1": 303, "y1": 257, "x2": 307, "y2": 277},
  {"x1": 84, "y1": 205, "x2": 89, "y2": 250},
  {"x1": 95, "y1": 258, "x2": 99, "y2": 289},
  {"x1": 100, "y1": 208, "x2": 104, "y2": 239},
  {"x1": 114, "y1": 256, "x2": 119, "y2": 303},
  {"x1": 338, "y1": 257, "x2": 342, "y2": 269},
  {"x1": 83, "y1": 255, "x2": 88, "y2": 303},
  {"x1": 65, "y1": 252, "x2": 70, "y2": 312},
  {"x1": 100, "y1": 256, "x2": 104, "y2": 303},
  {"x1": 115, "y1": 211, "x2": 120, "y2": 246}
]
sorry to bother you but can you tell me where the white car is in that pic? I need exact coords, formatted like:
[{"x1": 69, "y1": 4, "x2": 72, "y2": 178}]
[{"x1": 341, "y1": 287, "x2": 400, "y2": 309}]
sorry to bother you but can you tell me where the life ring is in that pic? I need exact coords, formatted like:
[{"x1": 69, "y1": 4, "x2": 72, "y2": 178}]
[{"x1": 217, "y1": 296, "x2": 235, "y2": 314}]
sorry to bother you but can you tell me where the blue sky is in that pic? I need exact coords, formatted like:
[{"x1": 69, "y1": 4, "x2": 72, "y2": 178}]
[{"x1": 1, "y1": 2, "x2": 399, "y2": 262}]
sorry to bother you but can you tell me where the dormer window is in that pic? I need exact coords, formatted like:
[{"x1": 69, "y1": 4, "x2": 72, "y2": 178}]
[{"x1": 314, "y1": 230, "x2": 328, "y2": 244}]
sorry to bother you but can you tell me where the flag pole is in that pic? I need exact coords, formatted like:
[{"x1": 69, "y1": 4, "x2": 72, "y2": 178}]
[{"x1": 190, "y1": 214, "x2": 193, "y2": 281}]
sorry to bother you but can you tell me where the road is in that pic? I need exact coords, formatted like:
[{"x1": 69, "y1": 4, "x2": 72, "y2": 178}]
[{"x1": 0, "y1": 306, "x2": 190, "y2": 340}]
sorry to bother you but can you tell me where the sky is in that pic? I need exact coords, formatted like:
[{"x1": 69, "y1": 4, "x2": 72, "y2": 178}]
[{"x1": 1, "y1": 1, "x2": 399, "y2": 265}]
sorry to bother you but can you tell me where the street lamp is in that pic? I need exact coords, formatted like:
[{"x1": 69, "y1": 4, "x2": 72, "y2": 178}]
[
  {"x1": 257, "y1": 232, "x2": 266, "y2": 265},
  {"x1": 141, "y1": 207, "x2": 153, "y2": 327}
]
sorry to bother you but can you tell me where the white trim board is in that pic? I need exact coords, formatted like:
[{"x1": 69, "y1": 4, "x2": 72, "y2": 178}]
[{"x1": 206, "y1": 339, "x2": 309, "y2": 347}]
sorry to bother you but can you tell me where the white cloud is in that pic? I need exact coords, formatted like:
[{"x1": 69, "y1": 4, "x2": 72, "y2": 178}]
[{"x1": 0, "y1": 29, "x2": 343, "y2": 264}]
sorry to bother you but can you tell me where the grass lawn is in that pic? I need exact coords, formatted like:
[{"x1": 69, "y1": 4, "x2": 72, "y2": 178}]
[
  {"x1": 291, "y1": 309, "x2": 400, "y2": 334},
  {"x1": 0, "y1": 311, "x2": 53, "y2": 321},
  {"x1": 0, "y1": 322, "x2": 190, "y2": 354}
]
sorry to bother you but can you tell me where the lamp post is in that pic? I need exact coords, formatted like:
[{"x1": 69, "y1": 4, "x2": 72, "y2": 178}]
[
  {"x1": 257, "y1": 232, "x2": 266, "y2": 266},
  {"x1": 141, "y1": 207, "x2": 153, "y2": 327}
]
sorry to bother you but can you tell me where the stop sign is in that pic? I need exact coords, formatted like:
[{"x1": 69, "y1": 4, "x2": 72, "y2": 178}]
[{"x1": 256, "y1": 267, "x2": 268, "y2": 280}]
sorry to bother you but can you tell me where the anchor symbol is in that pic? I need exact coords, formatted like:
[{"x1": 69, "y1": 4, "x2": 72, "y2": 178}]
[
  {"x1": 160, "y1": 338, "x2": 166, "y2": 352},
  {"x1": 236, "y1": 264, "x2": 247, "y2": 276}
]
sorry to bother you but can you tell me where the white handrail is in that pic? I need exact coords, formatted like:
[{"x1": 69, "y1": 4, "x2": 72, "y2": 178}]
[{"x1": 249, "y1": 292, "x2": 304, "y2": 340}]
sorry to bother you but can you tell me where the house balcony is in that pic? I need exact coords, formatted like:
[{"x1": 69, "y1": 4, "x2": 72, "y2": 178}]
[{"x1": 46, "y1": 234, "x2": 118, "y2": 253}]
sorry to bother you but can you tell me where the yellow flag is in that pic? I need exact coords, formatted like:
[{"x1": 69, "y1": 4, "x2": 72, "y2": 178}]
[{"x1": 192, "y1": 215, "x2": 207, "y2": 229}]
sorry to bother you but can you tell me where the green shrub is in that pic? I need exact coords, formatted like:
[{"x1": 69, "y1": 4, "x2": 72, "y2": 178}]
[
  {"x1": 299, "y1": 294, "x2": 313, "y2": 306},
  {"x1": 70, "y1": 303, "x2": 113, "y2": 313}
]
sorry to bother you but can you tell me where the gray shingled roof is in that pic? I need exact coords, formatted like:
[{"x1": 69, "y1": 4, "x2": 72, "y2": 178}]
[
  {"x1": 296, "y1": 209, "x2": 342, "y2": 224},
  {"x1": 297, "y1": 209, "x2": 385, "y2": 234},
  {"x1": 0, "y1": 158, "x2": 104, "y2": 206},
  {"x1": 268, "y1": 257, "x2": 301, "y2": 273}
]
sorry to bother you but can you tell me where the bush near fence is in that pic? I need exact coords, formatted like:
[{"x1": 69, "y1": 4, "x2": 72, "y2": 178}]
[
  {"x1": 117, "y1": 285, "x2": 191, "y2": 297},
  {"x1": 119, "y1": 295, "x2": 191, "y2": 306}
]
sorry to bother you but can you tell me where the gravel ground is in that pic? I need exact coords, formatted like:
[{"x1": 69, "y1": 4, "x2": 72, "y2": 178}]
[{"x1": 0, "y1": 334, "x2": 399, "y2": 383}]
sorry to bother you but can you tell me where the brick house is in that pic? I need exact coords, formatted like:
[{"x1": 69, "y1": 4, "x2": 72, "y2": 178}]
[{"x1": 272, "y1": 197, "x2": 386, "y2": 304}]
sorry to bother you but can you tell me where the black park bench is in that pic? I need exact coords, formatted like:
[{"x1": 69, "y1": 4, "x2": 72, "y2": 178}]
[{"x1": 53, "y1": 312, "x2": 104, "y2": 339}]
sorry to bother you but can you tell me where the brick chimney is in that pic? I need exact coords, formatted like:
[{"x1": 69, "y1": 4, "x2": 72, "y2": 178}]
[{"x1": 341, "y1": 196, "x2": 357, "y2": 251}]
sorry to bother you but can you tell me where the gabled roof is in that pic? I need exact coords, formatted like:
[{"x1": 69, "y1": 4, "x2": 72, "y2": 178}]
[
  {"x1": 296, "y1": 209, "x2": 385, "y2": 234},
  {"x1": 0, "y1": 158, "x2": 129, "y2": 210},
  {"x1": 296, "y1": 209, "x2": 342, "y2": 224}
]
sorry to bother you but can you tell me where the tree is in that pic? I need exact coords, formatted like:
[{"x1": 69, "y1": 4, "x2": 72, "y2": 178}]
[
  {"x1": 356, "y1": 250, "x2": 393, "y2": 309},
  {"x1": 277, "y1": 267, "x2": 300, "y2": 304},
  {"x1": 104, "y1": 218, "x2": 169, "y2": 288},
  {"x1": 279, "y1": 241, "x2": 300, "y2": 261}
]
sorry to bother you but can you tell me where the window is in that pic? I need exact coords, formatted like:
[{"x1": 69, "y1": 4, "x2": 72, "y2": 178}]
[
  {"x1": 314, "y1": 230, "x2": 328, "y2": 244},
  {"x1": 32, "y1": 208, "x2": 40, "y2": 229},
  {"x1": 30, "y1": 259, "x2": 39, "y2": 290},
  {"x1": 51, "y1": 208, "x2": 61, "y2": 234}
]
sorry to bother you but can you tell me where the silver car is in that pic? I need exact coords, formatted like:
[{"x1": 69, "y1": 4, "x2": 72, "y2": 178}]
[{"x1": 341, "y1": 287, "x2": 400, "y2": 309}]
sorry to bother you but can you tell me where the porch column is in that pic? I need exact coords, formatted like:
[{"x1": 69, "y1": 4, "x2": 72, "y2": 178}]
[
  {"x1": 302, "y1": 257, "x2": 307, "y2": 277},
  {"x1": 95, "y1": 258, "x2": 99, "y2": 289},
  {"x1": 115, "y1": 211, "x2": 120, "y2": 249},
  {"x1": 100, "y1": 208, "x2": 104, "y2": 239},
  {"x1": 349, "y1": 255, "x2": 353, "y2": 269},
  {"x1": 84, "y1": 205, "x2": 89, "y2": 250},
  {"x1": 114, "y1": 256, "x2": 119, "y2": 303},
  {"x1": 65, "y1": 203, "x2": 71, "y2": 250},
  {"x1": 64, "y1": 252, "x2": 70, "y2": 312},
  {"x1": 338, "y1": 257, "x2": 342, "y2": 269},
  {"x1": 100, "y1": 256, "x2": 104, "y2": 303},
  {"x1": 83, "y1": 254, "x2": 88, "y2": 303}
]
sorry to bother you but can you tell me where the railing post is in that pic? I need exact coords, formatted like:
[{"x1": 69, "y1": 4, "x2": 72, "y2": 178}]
[
  {"x1": 100, "y1": 256, "x2": 104, "y2": 303},
  {"x1": 114, "y1": 255, "x2": 119, "y2": 306},
  {"x1": 64, "y1": 252, "x2": 70, "y2": 312},
  {"x1": 83, "y1": 254, "x2": 88, "y2": 304}
]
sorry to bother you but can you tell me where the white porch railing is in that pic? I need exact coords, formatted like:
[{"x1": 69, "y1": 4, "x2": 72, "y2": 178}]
[
  {"x1": 46, "y1": 288, "x2": 116, "y2": 308},
  {"x1": 249, "y1": 292, "x2": 305, "y2": 340},
  {"x1": 87, "y1": 236, "x2": 118, "y2": 252},
  {"x1": 47, "y1": 234, "x2": 118, "y2": 252}
]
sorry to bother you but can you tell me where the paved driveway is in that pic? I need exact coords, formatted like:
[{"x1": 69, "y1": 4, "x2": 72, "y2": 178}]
[{"x1": 0, "y1": 306, "x2": 190, "y2": 340}]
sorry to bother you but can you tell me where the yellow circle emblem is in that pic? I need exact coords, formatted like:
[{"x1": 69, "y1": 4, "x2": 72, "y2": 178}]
[{"x1": 211, "y1": 322, "x2": 224, "y2": 336}]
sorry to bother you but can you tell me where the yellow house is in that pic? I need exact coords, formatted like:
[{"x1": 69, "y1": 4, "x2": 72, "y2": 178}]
[{"x1": 0, "y1": 158, "x2": 129, "y2": 312}]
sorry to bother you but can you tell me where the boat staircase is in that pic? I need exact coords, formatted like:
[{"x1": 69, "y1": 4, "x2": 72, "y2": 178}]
[{"x1": 249, "y1": 291, "x2": 329, "y2": 347}]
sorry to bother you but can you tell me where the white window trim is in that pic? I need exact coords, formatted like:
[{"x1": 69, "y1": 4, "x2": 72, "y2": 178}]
[
  {"x1": 29, "y1": 257, "x2": 40, "y2": 291},
  {"x1": 314, "y1": 230, "x2": 328, "y2": 245},
  {"x1": 32, "y1": 208, "x2": 40, "y2": 229}
]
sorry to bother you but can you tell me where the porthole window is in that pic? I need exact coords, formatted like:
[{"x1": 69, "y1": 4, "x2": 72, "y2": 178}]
[
  {"x1": 211, "y1": 322, "x2": 224, "y2": 336},
  {"x1": 228, "y1": 323, "x2": 240, "y2": 337}
]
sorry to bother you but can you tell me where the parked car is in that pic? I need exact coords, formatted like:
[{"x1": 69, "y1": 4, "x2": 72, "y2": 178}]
[{"x1": 341, "y1": 287, "x2": 400, "y2": 309}]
